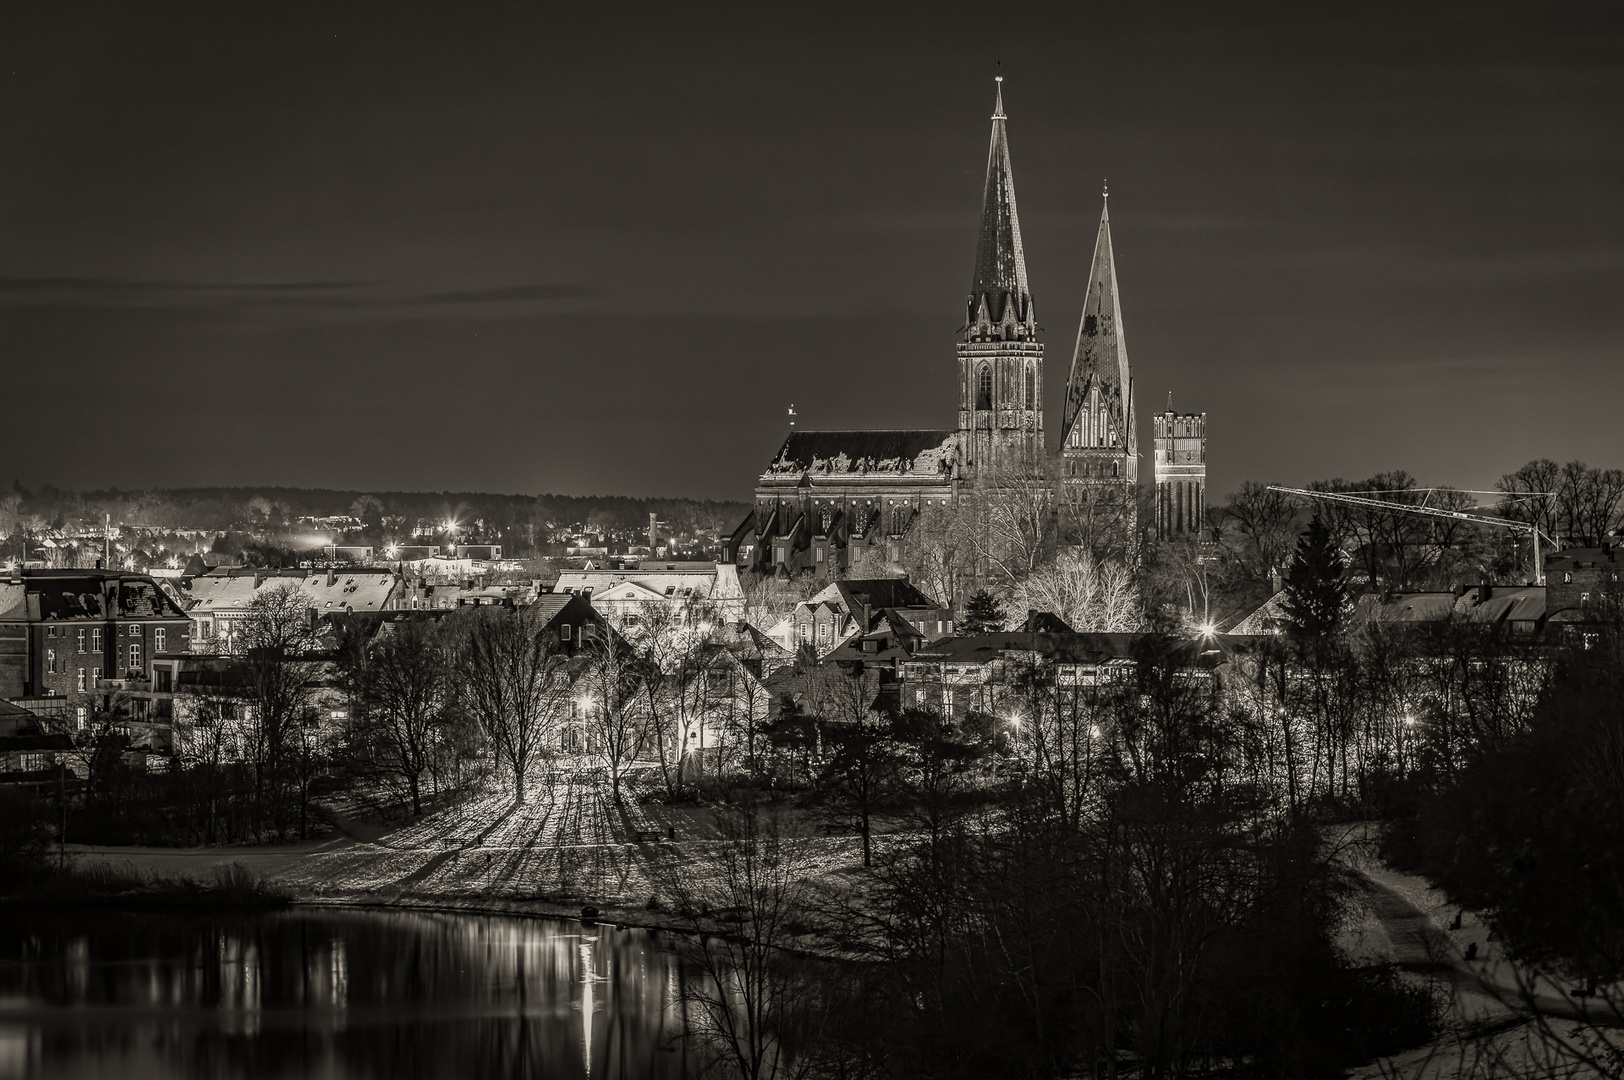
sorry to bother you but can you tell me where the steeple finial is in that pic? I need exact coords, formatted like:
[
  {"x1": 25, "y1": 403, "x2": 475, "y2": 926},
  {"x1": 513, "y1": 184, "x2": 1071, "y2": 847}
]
[
  {"x1": 1102, "y1": 178, "x2": 1108, "y2": 200},
  {"x1": 993, "y1": 76, "x2": 1005, "y2": 119}
]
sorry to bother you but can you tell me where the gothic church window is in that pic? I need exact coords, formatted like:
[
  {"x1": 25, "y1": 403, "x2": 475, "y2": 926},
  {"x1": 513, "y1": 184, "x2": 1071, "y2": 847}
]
[
  {"x1": 977, "y1": 365, "x2": 993, "y2": 409},
  {"x1": 1024, "y1": 365, "x2": 1034, "y2": 406}
]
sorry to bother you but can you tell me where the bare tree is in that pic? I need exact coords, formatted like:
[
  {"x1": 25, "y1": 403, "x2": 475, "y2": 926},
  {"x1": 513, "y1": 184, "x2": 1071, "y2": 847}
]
[
  {"x1": 895, "y1": 502, "x2": 976, "y2": 608},
  {"x1": 629, "y1": 600, "x2": 726, "y2": 796},
  {"x1": 453, "y1": 606, "x2": 572, "y2": 804},
  {"x1": 1011, "y1": 547, "x2": 1141, "y2": 631},
  {"x1": 1496, "y1": 457, "x2": 1562, "y2": 543},
  {"x1": 1223, "y1": 480, "x2": 1297, "y2": 578},
  {"x1": 237, "y1": 582, "x2": 324, "y2": 837},
  {"x1": 581, "y1": 621, "x2": 644, "y2": 802},
  {"x1": 358, "y1": 617, "x2": 454, "y2": 815},
  {"x1": 659, "y1": 803, "x2": 832, "y2": 1079},
  {"x1": 970, "y1": 459, "x2": 1057, "y2": 588}
]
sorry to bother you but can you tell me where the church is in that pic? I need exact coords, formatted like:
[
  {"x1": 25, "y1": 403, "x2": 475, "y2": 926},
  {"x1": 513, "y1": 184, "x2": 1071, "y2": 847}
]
[{"x1": 724, "y1": 80, "x2": 1204, "y2": 579}]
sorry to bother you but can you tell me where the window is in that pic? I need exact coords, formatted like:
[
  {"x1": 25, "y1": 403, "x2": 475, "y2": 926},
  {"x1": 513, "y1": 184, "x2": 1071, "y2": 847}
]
[
  {"x1": 800, "y1": 623, "x2": 810, "y2": 642},
  {"x1": 943, "y1": 687, "x2": 954, "y2": 710},
  {"x1": 130, "y1": 642, "x2": 142, "y2": 670},
  {"x1": 90, "y1": 629, "x2": 102, "y2": 653},
  {"x1": 915, "y1": 688, "x2": 926, "y2": 707},
  {"x1": 818, "y1": 623, "x2": 829, "y2": 641},
  {"x1": 75, "y1": 707, "x2": 86, "y2": 731},
  {"x1": 47, "y1": 648, "x2": 56, "y2": 674},
  {"x1": 1564, "y1": 572, "x2": 1573, "y2": 583},
  {"x1": 76, "y1": 668, "x2": 85, "y2": 692},
  {"x1": 1024, "y1": 365, "x2": 1034, "y2": 406},
  {"x1": 560, "y1": 624, "x2": 571, "y2": 643},
  {"x1": 154, "y1": 628, "x2": 166, "y2": 653},
  {"x1": 76, "y1": 628, "x2": 86, "y2": 651},
  {"x1": 976, "y1": 364, "x2": 993, "y2": 409}
]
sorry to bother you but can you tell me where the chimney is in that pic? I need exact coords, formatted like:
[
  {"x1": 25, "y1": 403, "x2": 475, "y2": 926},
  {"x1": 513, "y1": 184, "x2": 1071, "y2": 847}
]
[
  {"x1": 1270, "y1": 568, "x2": 1283, "y2": 595},
  {"x1": 253, "y1": 570, "x2": 265, "y2": 589},
  {"x1": 327, "y1": 567, "x2": 337, "y2": 587},
  {"x1": 1479, "y1": 575, "x2": 1493, "y2": 603}
]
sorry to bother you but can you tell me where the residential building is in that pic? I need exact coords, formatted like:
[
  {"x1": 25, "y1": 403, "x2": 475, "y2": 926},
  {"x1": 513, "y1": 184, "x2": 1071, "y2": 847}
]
[
  {"x1": 182, "y1": 567, "x2": 398, "y2": 650},
  {"x1": 0, "y1": 570, "x2": 194, "y2": 700},
  {"x1": 766, "y1": 577, "x2": 953, "y2": 657},
  {"x1": 552, "y1": 561, "x2": 746, "y2": 625}
]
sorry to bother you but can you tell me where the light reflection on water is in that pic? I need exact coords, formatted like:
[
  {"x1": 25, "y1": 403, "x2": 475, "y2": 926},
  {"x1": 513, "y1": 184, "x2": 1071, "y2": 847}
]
[{"x1": 0, "y1": 907, "x2": 691, "y2": 1079}]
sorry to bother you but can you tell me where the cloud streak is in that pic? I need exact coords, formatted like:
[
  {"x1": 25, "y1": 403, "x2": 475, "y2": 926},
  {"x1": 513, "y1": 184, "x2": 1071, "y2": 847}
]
[{"x1": 0, "y1": 277, "x2": 594, "y2": 313}]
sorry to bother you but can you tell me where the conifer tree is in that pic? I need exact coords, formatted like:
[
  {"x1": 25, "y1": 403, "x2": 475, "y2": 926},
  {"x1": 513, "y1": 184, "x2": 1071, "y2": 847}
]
[
  {"x1": 960, "y1": 589, "x2": 1006, "y2": 635},
  {"x1": 1281, "y1": 514, "x2": 1350, "y2": 644}
]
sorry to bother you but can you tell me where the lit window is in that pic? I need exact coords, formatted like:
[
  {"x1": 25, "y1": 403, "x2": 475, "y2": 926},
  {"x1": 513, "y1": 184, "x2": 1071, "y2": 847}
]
[
  {"x1": 91, "y1": 629, "x2": 102, "y2": 653},
  {"x1": 76, "y1": 628, "x2": 86, "y2": 651},
  {"x1": 76, "y1": 668, "x2": 85, "y2": 692},
  {"x1": 47, "y1": 648, "x2": 56, "y2": 674},
  {"x1": 130, "y1": 642, "x2": 142, "y2": 670},
  {"x1": 75, "y1": 707, "x2": 86, "y2": 730},
  {"x1": 154, "y1": 628, "x2": 166, "y2": 653}
]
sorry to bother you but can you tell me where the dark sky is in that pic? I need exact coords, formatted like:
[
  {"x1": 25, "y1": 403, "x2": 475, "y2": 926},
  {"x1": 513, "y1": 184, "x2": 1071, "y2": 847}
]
[{"x1": 2, "y1": 3, "x2": 1620, "y2": 503}]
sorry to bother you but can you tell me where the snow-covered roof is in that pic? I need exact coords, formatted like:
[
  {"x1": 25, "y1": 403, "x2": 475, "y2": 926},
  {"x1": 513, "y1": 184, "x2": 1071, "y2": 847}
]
[{"x1": 185, "y1": 570, "x2": 397, "y2": 614}]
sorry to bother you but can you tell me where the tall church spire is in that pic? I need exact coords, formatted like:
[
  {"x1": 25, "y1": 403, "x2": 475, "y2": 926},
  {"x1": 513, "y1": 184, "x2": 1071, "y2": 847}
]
[
  {"x1": 957, "y1": 78, "x2": 1043, "y2": 479},
  {"x1": 1060, "y1": 194, "x2": 1137, "y2": 481},
  {"x1": 966, "y1": 77, "x2": 1034, "y2": 341}
]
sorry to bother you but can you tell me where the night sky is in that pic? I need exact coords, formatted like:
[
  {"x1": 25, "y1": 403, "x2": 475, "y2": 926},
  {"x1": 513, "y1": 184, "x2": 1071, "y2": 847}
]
[{"x1": 2, "y1": 3, "x2": 1619, "y2": 503}]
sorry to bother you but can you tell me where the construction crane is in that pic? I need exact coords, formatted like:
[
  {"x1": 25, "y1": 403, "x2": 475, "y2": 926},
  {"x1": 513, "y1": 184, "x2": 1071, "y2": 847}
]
[{"x1": 1266, "y1": 485, "x2": 1554, "y2": 586}]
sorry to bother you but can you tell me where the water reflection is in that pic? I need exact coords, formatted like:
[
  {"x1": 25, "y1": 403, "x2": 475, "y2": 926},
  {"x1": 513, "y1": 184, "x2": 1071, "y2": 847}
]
[{"x1": 0, "y1": 908, "x2": 691, "y2": 1079}]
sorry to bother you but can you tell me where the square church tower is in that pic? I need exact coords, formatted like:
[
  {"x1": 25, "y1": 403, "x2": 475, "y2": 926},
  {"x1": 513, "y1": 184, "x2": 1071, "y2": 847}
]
[{"x1": 1153, "y1": 410, "x2": 1206, "y2": 539}]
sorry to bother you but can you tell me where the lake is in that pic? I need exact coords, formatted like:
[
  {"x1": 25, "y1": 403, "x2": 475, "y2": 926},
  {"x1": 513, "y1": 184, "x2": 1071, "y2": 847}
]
[{"x1": 0, "y1": 907, "x2": 692, "y2": 1079}]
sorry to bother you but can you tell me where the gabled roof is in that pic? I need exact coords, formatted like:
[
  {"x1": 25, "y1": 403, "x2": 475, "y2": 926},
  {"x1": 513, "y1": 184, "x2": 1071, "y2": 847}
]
[
  {"x1": 763, "y1": 430, "x2": 956, "y2": 478},
  {"x1": 820, "y1": 577, "x2": 939, "y2": 614},
  {"x1": 184, "y1": 569, "x2": 396, "y2": 615}
]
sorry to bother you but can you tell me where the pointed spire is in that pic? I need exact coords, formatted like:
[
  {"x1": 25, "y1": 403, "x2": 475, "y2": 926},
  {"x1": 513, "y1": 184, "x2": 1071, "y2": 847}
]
[
  {"x1": 1061, "y1": 195, "x2": 1135, "y2": 455},
  {"x1": 967, "y1": 77, "x2": 1034, "y2": 341}
]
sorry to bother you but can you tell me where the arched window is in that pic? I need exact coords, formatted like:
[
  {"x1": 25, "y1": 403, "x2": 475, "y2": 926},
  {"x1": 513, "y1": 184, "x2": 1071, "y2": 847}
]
[
  {"x1": 1024, "y1": 365, "x2": 1035, "y2": 407},
  {"x1": 976, "y1": 365, "x2": 993, "y2": 409}
]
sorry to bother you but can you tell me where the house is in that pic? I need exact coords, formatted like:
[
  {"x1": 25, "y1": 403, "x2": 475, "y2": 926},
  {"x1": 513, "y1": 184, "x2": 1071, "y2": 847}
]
[
  {"x1": 0, "y1": 570, "x2": 195, "y2": 703},
  {"x1": 182, "y1": 568, "x2": 398, "y2": 650},
  {"x1": 767, "y1": 577, "x2": 953, "y2": 656},
  {"x1": 1545, "y1": 544, "x2": 1621, "y2": 631},
  {"x1": 553, "y1": 561, "x2": 746, "y2": 625},
  {"x1": 1228, "y1": 583, "x2": 1549, "y2": 639}
]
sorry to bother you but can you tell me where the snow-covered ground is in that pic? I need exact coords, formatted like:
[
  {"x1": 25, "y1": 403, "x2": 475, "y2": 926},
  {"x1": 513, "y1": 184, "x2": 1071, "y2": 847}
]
[
  {"x1": 1335, "y1": 823, "x2": 1624, "y2": 1079},
  {"x1": 68, "y1": 773, "x2": 868, "y2": 917}
]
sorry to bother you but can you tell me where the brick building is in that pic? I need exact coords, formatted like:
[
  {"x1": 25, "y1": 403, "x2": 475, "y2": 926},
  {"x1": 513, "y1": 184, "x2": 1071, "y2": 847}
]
[
  {"x1": 1153, "y1": 410, "x2": 1207, "y2": 539},
  {"x1": 0, "y1": 570, "x2": 193, "y2": 703}
]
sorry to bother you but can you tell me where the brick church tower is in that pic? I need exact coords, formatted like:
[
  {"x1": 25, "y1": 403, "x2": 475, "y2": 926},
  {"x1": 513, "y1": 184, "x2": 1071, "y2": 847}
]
[
  {"x1": 1153, "y1": 408, "x2": 1207, "y2": 538},
  {"x1": 1059, "y1": 192, "x2": 1137, "y2": 493},
  {"x1": 956, "y1": 78, "x2": 1043, "y2": 481}
]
